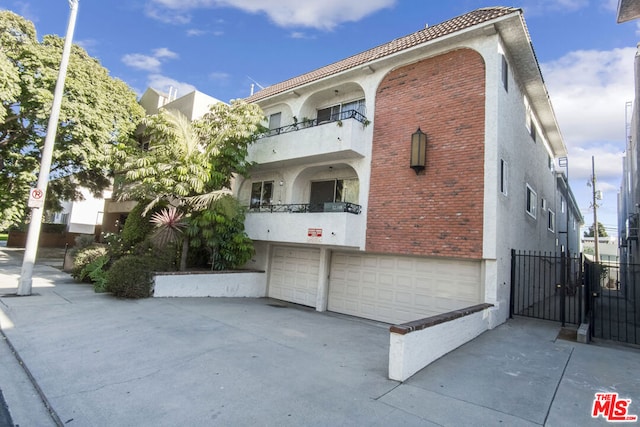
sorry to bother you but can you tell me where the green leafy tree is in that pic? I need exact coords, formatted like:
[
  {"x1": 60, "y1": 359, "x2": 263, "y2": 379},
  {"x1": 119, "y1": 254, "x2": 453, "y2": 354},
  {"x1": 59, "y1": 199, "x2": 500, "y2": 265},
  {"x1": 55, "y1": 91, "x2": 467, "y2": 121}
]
[
  {"x1": 0, "y1": 11, "x2": 145, "y2": 229},
  {"x1": 116, "y1": 101, "x2": 265, "y2": 270},
  {"x1": 583, "y1": 222, "x2": 608, "y2": 238},
  {"x1": 188, "y1": 195, "x2": 254, "y2": 270}
]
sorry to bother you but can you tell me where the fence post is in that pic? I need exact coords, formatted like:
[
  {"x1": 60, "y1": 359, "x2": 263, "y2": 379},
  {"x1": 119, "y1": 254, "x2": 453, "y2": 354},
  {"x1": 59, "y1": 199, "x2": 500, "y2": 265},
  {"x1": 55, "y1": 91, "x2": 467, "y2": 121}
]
[
  {"x1": 560, "y1": 250, "x2": 566, "y2": 327},
  {"x1": 510, "y1": 249, "x2": 516, "y2": 319}
]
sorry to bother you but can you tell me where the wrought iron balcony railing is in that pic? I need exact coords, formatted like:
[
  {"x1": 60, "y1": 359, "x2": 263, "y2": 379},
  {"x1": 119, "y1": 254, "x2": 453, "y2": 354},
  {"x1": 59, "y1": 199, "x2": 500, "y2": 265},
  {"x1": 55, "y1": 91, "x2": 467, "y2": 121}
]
[
  {"x1": 248, "y1": 202, "x2": 361, "y2": 215},
  {"x1": 257, "y1": 109, "x2": 369, "y2": 140}
]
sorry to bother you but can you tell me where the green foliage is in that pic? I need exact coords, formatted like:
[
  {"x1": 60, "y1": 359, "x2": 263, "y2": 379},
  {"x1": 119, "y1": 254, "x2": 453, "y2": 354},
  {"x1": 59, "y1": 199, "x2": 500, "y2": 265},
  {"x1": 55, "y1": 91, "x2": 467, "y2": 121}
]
[
  {"x1": 83, "y1": 254, "x2": 110, "y2": 293},
  {"x1": 106, "y1": 248, "x2": 176, "y2": 298},
  {"x1": 115, "y1": 109, "x2": 211, "y2": 202},
  {"x1": 121, "y1": 202, "x2": 155, "y2": 246},
  {"x1": 188, "y1": 195, "x2": 254, "y2": 270},
  {"x1": 583, "y1": 222, "x2": 608, "y2": 238},
  {"x1": 197, "y1": 100, "x2": 267, "y2": 189},
  {"x1": 0, "y1": 11, "x2": 145, "y2": 230},
  {"x1": 72, "y1": 245, "x2": 108, "y2": 283}
]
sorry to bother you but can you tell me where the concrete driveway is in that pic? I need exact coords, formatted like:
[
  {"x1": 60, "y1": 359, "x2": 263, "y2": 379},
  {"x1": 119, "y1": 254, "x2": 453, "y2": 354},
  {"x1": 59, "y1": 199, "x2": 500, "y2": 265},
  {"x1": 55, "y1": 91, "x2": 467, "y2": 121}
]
[{"x1": 1, "y1": 246, "x2": 639, "y2": 426}]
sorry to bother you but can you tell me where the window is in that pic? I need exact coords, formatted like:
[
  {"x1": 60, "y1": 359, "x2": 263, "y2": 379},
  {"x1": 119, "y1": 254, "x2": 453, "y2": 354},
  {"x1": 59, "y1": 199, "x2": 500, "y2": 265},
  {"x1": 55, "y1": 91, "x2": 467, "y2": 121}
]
[
  {"x1": 317, "y1": 99, "x2": 365, "y2": 123},
  {"x1": 526, "y1": 185, "x2": 537, "y2": 218},
  {"x1": 500, "y1": 159, "x2": 508, "y2": 196},
  {"x1": 548, "y1": 210, "x2": 555, "y2": 232},
  {"x1": 501, "y1": 55, "x2": 508, "y2": 91},
  {"x1": 309, "y1": 179, "x2": 359, "y2": 211},
  {"x1": 268, "y1": 113, "x2": 281, "y2": 130},
  {"x1": 530, "y1": 123, "x2": 537, "y2": 142},
  {"x1": 138, "y1": 135, "x2": 151, "y2": 151},
  {"x1": 267, "y1": 113, "x2": 281, "y2": 136},
  {"x1": 250, "y1": 181, "x2": 273, "y2": 209},
  {"x1": 541, "y1": 198, "x2": 547, "y2": 211},
  {"x1": 524, "y1": 97, "x2": 532, "y2": 133}
]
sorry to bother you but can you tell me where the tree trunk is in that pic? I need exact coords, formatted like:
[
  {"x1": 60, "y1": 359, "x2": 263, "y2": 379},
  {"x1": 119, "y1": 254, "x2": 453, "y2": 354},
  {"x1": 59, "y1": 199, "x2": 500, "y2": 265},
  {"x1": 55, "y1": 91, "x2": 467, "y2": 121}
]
[{"x1": 180, "y1": 237, "x2": 189, "y2": 271}]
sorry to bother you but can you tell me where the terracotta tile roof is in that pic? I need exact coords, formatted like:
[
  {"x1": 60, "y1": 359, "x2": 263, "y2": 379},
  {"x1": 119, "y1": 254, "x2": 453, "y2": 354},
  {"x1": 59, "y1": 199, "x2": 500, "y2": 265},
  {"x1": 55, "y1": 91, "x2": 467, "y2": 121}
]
[{"x1": 245, "y1": 7, "x2": 521, "y2": 103}]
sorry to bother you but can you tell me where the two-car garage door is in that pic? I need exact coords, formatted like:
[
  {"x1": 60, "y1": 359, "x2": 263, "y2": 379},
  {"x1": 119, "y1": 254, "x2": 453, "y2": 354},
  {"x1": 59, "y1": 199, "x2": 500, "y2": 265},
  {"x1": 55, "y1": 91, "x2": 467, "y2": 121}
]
[
  {"x1": 268, "y1": 246, "x2": 482, "y2": 324},
  {"x1": 328, "y1": 252, "x2": 482, "y2": 324}
]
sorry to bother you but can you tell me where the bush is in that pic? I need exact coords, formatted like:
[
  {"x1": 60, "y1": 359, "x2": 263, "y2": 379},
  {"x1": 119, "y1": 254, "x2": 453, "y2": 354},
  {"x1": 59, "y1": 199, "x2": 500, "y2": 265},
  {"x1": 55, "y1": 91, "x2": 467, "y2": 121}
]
[
  {"x1": 106, "y1": 254, "x2": 168, "y2": 298},
  {"x1": 72, "y1": 245, "x2": 108, "y2": 283},
  {"x1": 83, "y1": 255, "x2": 110, "y2": 293},
  {"x1": 121, "y1": 202, "x2": 155, "y2": 246}
]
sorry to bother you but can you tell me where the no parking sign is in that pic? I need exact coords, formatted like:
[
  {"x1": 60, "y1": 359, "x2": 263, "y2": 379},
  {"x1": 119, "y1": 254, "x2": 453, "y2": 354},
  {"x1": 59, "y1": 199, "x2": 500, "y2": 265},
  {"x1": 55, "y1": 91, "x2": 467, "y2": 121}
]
[{"x1": 28, "y1": 188, "x2": 44, "y2": 208}]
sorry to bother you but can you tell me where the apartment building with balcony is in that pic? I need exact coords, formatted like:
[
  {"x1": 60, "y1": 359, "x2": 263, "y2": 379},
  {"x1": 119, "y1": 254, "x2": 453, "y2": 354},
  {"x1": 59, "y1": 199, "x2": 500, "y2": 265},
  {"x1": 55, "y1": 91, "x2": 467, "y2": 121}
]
[{"x1": 237, "y1": 7, "x2": 581, "y2": 327}]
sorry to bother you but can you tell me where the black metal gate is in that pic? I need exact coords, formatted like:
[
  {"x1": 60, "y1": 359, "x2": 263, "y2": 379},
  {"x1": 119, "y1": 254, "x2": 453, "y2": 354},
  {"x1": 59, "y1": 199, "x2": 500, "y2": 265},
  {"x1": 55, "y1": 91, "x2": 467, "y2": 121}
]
[
  {"x1": 511, "y1": 250, "x2": 640, "y2": 345},
  {"x1": 585, "y1": 259, "x2": 640, "y2": 345},
  {"x1": 510, "y1": 250, "x2": 584, "y2": 326}
]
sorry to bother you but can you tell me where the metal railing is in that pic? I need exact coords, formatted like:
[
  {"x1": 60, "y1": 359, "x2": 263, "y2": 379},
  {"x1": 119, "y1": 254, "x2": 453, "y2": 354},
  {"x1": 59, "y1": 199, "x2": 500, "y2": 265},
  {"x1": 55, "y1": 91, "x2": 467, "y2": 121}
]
[
  {"x1": 257, "y1": 109, "x2": 369, "y2": 140},
  {"x1": 248, "y1": 202, "x2": 361, "y2": 215}
]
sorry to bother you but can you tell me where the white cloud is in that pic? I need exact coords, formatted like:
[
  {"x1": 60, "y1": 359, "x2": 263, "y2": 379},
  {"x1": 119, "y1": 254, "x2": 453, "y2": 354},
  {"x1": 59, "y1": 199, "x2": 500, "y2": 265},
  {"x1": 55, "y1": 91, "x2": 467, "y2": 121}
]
[
  {"x1": 153, "y1": 47, "x2": 178, "y2": 59},
  {"x1": 209, "y1": 72, "x2": 230, "y2": 81},
  {"x1": 122, "y1": 47, "x2": 179, "y2": 72},
  {"x1": 145, "y1": 0, "x2": 396, "y2": 30},
  {"x1": 122, "y1": 53, "x2": 162, "y2": 72},
  {"x1": 542, "y1": 46, "x2": 636, "y2": 231},
  {"x1": 147, "y1": 74, "x2": 196, "y2": 98},
  {"x1": 290, "y1": 31, "x2": 315, "y2": 39},
  {"x1": 187, "y1": 28, "x2": 207, "y2": 36},
  {"x1": 542, "y1": 47, "x2": 635, "y2": 177}
]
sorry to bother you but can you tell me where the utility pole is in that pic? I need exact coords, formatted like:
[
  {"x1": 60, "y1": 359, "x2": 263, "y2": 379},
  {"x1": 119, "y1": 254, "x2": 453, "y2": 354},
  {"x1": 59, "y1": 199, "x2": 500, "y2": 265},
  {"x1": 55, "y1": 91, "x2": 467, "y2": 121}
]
[
  {"x1": 591, "y1": 156, "x2": 600, "y2": 262},
  {"x1": 17, "y1": 0, "x2": 80, "y2": 295}
]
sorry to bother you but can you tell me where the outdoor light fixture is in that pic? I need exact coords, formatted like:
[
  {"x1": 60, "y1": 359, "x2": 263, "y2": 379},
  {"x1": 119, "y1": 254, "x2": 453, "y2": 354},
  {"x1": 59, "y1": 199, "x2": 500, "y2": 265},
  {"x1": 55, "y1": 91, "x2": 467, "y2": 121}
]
[{"x1": 410, "y1": 128, "x2": 427, "y2": 175}]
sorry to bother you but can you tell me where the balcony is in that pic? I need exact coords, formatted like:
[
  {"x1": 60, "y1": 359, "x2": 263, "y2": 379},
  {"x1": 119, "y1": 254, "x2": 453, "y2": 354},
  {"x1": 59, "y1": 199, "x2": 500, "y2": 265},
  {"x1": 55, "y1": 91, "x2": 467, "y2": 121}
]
[
  {"x1": 244, "y1": 203, "x2": 365, "y2": 248},
  {"x1": 247, "y1": 110, "x2": 369, "y2": 168}
]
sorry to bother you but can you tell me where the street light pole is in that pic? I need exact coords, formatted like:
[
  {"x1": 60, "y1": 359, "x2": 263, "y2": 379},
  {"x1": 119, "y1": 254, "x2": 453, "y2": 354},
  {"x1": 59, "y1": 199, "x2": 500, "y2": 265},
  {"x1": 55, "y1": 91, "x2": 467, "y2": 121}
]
[{"x1": 17, "y1": 0, "x2": 80, "y2": 296}]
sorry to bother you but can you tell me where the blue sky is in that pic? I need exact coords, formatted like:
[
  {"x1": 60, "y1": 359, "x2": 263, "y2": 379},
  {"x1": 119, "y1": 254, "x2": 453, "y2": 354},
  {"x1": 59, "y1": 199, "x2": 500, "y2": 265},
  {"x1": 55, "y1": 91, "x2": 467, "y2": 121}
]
[{"x1": 3, "y1": 0, "x2": 638, "y2": 237}]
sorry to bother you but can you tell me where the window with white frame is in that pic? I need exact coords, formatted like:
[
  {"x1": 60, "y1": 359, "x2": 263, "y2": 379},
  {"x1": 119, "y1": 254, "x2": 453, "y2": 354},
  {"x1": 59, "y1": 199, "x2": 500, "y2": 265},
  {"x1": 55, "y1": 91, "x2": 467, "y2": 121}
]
[
  {"x1": 541, "y1": 197, "x2": 547, "y2": 211},
  {"x1": 250, "y1": 181, "x2": 274, "y2": 209},
  {"x1": 548, "y1": 209, "x2": 555, "y2": 232},
  {"x1": 317, "y1": 98, "x2": 365, "y2": 123},
  {"x1": 501, "y1": 55, "x2": 508, "y2": 92},
  {"x1": 268, "y1": 112, "x2": 281, "y2": 130},
  {"x1": 526, "y1": 185, "x2": 537, "y2": 218},
  {"x1": 500, "y1": 159, "x2": 508, "y2": 196}
]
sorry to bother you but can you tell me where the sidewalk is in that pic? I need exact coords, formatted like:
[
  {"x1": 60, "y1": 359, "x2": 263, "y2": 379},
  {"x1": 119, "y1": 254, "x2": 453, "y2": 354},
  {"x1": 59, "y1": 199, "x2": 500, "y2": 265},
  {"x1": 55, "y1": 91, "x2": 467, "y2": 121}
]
[{"x1": 0, "y1": 246, "x2": 639, "y2": 426}]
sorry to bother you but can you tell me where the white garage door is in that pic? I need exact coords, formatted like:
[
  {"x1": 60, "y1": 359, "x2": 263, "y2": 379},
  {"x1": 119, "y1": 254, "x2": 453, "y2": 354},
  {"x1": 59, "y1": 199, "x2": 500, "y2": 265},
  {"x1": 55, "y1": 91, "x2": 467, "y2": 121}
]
[
  {"x1": 328, "y1": 253, "x2": 482, "y2": 324},
  {"x1": 268, "y1": 246, "x2": 320, "y2": 307}
]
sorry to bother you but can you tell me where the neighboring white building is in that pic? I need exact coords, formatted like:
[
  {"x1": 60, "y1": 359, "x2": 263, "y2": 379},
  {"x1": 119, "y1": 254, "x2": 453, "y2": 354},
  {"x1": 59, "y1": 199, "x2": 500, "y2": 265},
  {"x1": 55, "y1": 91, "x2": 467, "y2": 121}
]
[
  {"x1": 45, "y1": 186, "x2": 109, "y2": 234},
  {"x1": 236, "y1": 7, "x2": 582, "y2": 327}
]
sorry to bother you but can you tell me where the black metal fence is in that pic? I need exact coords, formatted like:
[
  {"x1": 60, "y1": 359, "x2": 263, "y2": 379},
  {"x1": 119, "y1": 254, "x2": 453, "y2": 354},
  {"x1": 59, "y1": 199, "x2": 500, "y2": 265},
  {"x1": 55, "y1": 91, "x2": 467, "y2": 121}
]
[
  {"x1": 510, "y1": 250, "x2": 584, "y2": 326},
  {"x1": 585, "y1": 259, "x2": 640, "y2": 345},
  {"x1": 511, "y1": 250, "x2": 640, "y2": 345}
]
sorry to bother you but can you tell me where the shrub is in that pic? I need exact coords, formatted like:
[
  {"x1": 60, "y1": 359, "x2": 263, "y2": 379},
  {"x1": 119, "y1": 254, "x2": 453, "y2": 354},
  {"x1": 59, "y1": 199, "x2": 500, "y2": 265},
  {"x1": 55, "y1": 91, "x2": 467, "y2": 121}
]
[
  {"x1": 83, "y1": 255, "x2": 110, "y2": 293},
  {"x1": 106, "y1": 254, "x2": 169, "y2": 298},
  {"x1": 72, "y1": 245, "x2": 108, "y2": 283},
  {"x1": 121, "y1": 202, "x2": 155, "y2": 246}
]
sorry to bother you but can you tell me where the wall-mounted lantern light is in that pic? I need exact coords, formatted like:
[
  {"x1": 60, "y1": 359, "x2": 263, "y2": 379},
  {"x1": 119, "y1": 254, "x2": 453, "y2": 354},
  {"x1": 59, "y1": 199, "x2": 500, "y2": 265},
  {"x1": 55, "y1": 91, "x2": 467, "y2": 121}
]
[{"x1": 410, "y1": 128, "x2": 427, "y2": 175}]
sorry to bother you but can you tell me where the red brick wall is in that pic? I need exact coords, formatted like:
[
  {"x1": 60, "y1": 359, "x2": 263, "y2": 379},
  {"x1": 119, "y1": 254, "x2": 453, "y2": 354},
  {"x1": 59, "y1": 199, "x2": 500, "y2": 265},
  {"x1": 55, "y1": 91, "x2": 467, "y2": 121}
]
[{"x1": 366, "y1": 48, "x2": 486, "y2": 259}]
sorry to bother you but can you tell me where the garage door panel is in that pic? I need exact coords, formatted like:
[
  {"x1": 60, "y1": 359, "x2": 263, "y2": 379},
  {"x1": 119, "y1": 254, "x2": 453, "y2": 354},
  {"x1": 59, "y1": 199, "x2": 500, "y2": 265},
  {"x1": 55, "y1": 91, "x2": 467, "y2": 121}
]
[
  {"x1": 329, "y1": 253, "x2": 482, "y2": 324},
  {"x1": 268, "y1": 246, "x2": 320, "y2": 308}
]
